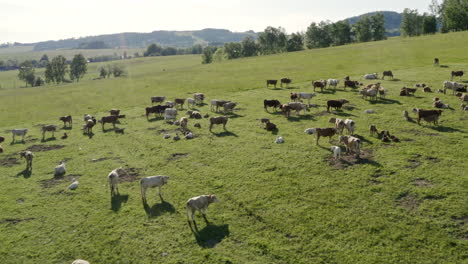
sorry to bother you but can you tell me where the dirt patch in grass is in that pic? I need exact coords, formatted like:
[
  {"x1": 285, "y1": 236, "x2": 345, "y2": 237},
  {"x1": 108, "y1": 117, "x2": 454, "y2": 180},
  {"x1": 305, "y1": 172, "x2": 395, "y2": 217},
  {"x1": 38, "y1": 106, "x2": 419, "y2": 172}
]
[
  {"x1": 119, "y1": 167, "x2": 141, "y2": 182},
  {"x1": 40, "y1": 174, "x2": 81, "y2": 189},
  {"x1": 326, "y1": 149, "x2": 374, "y2": 170},
  {"x1": 406, "y1": 154, "x2": 422, "y2": 169},
  {"x1": 397, "y1": 192, "x2": 420, "y2": 211},
  {"x1": 26, "y1": 144, "x2": 65, "y2": 152},
  {"x1": 0, "y1": 218, "x2": 35, "y2": 224},
  {"x1": 401, "y1": 129, "x2": 440, "y2": 137},
  {"x1": 425, "y1": 156, "x2": 440, "y2": 162},
  {"x1": 168, "y1": 153, "x2": 189, "y2": 161},
  {"x1": 91, "y1": 157, "x2": 121, "y2": 162},
  {"x1": 0, "y1": 156, "x2": 20, "y2": 167},
  {"x1": 314, "y1": 111, "x2": 331, "y2": 117},
  {"x1": 413, "y1": 178, "x2": 433, "y2": 187}
]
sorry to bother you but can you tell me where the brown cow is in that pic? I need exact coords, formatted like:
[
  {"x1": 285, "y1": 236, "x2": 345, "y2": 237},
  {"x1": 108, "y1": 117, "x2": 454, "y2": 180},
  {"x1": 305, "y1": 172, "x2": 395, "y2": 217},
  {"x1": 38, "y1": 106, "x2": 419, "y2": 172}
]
[
  {"x1": 451, "y1": 71, "x2": 464, "y2": 80},
  {"x1": 313, "y1": 80, "x2": 327, "y2": 92},
  {"x1": 412, "y1": 108, "x2": 442, "y2": 125},
  {"x1": 266, "y1": 80, "x2": 278, "y2": 88},
  {"x1": 382, "y1": 71, "x2": 393, "y2": 80}
]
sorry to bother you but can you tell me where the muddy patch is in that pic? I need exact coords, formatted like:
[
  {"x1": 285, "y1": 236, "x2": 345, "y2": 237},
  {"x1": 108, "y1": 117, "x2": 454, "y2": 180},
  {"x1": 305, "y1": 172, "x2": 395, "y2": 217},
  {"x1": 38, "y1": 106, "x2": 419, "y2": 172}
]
[
  {"x1": 26, "y1": 144, "x2": 65, "y2": 152},
  {"x1": 0, "y1": 217, "x2": 35, "y2": 224},
  {"x1": 0, "y1": 156, "x2": 20, "y2": 167},
  {"x1": 168, "y1": 153, "x2": 189, "y2": 161},
  {"x1": 406, "y1": 154, "x2": 422, "y2": 169},
  {"x1": 40, "y1": 174, "x2": 82, "y2": 189},
  {"x1": 119, "y1": 167, "x2": 141, "y2": 182},
  {"x1": 91, "y1": 157, "x2": 121, "y2": 162},
  {"x1": 401, "y1": 129, "x2": 440, "y2": 137},
  {"x1": 326, "y1": 149, "x2": 374, "y2": 170},
  {"x1": 397, "y1": 192, "x2": 420, "y2": 211},
  {"x1": 413, "y1": 178, "x2": 433, "y2": 187},
  {"x1": 315, "y1": 111, "x2": 331, "y2": 117},
  {"x1": 425, "y1": 156, "x2": 439, "y2": 163}
]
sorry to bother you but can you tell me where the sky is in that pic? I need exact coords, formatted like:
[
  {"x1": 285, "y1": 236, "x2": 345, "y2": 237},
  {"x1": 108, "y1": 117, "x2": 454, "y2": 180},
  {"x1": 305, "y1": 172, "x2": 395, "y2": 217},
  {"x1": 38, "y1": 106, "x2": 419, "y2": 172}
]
[{"x1": 0, "y1": 0, "x2": 432, "y2": 43}]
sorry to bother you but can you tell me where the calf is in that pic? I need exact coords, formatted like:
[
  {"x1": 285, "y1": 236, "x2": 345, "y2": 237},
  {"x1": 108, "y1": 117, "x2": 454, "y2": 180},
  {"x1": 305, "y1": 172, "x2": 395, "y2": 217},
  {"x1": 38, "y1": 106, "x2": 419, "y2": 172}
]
[
  {"x1": 290, "y1": 93, "x2": 298, "y2": 102},
  {"x1": 174, "y1": 98, "x2": 186, "y2": 109},
  {"x1": 280, "y1": 78, "x2": 292, "y2": 87},
  {"x1": 327, "y1": 99, "x2": 349, "y2": 112},
  {"x1": 20, "y1": 151, "x2": 34, "y2": 170},
  {"x1": 382, "y1": 71, "x2": 393, "y2": 80},
  {"x1": 264, "y1": 99, "x2": 281, "y2": 112},
  {"x1": 339, "y1": 135, "x2": 361, "y2": 157},
  {"x1": 59, "y1": 115, "x2": 72, "y2": 127},
  {"x1": 83, "y1": 119, "x2": 94, "y2": 135},
  {"x1": 423, "y1": 87, "x2": 432, "y2": 93},
  {"x1": 369, "y1": 125, "x2": 378, "y2": 136},
  {"x1": 164, "y1": 108, "x2": 178, "y2": 120},
  {"x1": 433, "y1": 58, "x2": 439, "y2": 65},
  {"x1": 279, "y1": 104, "x2": 291, "y2": 117},
  {"x1": 108, "y1": 168, "x2": 128, "y2": 196},
  {"x1": 186, "y1": 195, "x2": 219, "y2": 224},
  {"x1": 330, "y1": 146, "x2": 341, "y2": 160},
  {"x1": 99, "y1": 115, "x2": 118, "y2": 129},
  {"x1": 329, "y1": 117, "x2": 345, "y2": 134},
  {"x1": 313, "y1": 80, "x2": 327, "y2": 92},
  {"x1": 344, "y1": 80, "x2": 360, "y2": 89},
  {"x1": 194, "y1": 93, "x2": 205, "y2": 105}
]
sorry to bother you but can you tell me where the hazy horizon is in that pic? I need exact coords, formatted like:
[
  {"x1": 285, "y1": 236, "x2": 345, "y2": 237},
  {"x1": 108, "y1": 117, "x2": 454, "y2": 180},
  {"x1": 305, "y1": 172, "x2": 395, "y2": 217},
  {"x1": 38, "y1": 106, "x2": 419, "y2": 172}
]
[{"x1": 1, "y1": 0, "x2": 431, "y2": 44}]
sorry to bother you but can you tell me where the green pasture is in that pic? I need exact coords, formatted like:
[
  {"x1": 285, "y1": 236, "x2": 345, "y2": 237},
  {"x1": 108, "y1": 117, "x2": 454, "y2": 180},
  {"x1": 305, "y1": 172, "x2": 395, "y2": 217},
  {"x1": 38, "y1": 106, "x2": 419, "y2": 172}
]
[{"x1": 0, "y1": 32, "x2": 467, "y2": 264}]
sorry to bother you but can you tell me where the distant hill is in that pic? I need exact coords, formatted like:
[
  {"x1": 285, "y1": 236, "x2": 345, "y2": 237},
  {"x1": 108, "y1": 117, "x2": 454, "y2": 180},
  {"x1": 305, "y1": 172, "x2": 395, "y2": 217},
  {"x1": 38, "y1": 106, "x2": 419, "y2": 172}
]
[
  {"x1": 30, "y1": 28, "x2": 257, "y2": 51},
  {"x1": 346, "y1": 11, "x2": 402, "y2": 36}
]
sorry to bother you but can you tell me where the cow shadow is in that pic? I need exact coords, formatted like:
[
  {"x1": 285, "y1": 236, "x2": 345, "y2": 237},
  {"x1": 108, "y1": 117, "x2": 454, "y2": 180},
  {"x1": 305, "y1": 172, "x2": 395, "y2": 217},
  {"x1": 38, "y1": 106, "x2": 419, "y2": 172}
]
[
  {"x1": 389, "y1": 78, "x2": 401, "y2": 82},
  {"x1": 190, "y1": 223, "x2": 230, "y2": 248},
  {"x1": 41, "y1": 137, "x2": 56, "y2": 143},
  {"x1": 287, "y1": 114, "x2": 315, "y2": 122},
  {"x1": 147, "y1": 116, "x2": 163, "y2": 122},
  {"x1": 354, "y1": 134, "x2": 373, "y2": 144},
  {"x1": 427, "y1": 126, "x2": 463, "y2": 133},
  {"x1": 439, "y1": 65, "x2": 449, "y2": 68},
  {"x1": 224, "y1": 113, "x2": 244, "y2": 119},
  {"x1": 211, "y1": 131, "x2": 238, "y2": 137},
  {"x1": 333, "y1": 111, "x2": 356, "y2": 117},
  {"x1": 16, "y1": 168, "x2": 32, "y2": 179},
  {"x1": 111, "y1": 194, "x2": 129, "y2": 212},
  {"x1": 371, "y1": 98, "x2": 402, "y2": 105},
  {"x1": 61, "y1": 126, "x2": 73, "y2": 130},
  {"x1": 10, "y1": 140, "x2": 26, "y2": 145},
  {"x1": 102, "y1": 127, "x2": 117, "y2": 133},
  {"x1": 143, "y1": 201, "x2": 176, "y2": 218}
]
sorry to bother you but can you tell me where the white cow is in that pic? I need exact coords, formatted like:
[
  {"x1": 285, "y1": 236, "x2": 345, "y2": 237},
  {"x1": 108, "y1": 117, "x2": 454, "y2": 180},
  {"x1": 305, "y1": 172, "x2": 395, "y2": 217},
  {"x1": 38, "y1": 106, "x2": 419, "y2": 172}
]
[
  {"x1": 186, "y1": 195, "x2": 220, "y2": 223},
  {"x1": 140, "y1": 176, "x2": 169, "y2": 203},
  {"x1": 330, "y1": 146, "x2": 341, "y2": 160},
  {"x1": 11, "y1": 129, "x2": 28, "y2": 142},
  {"x1": 164, "y1": 108, "x2": 178, "y2": 120},
  {"x1": 444, "y1": 81, "x2": 466, "y2": 95},
  {"x1": 364, "y1": 73, "x2": 378, "y2": 80},
  {"x1": 297, "y1": 93, "x2": 316, "y2": 104},
  {"x1": 187, "y1": 98, "x2": 196, "y2": 109},
  {"x1": 344, "y1": 119, "x2": 355, "y2": 135},
  {"x1": 327, "y1": 79, "x2": 340, "y2": 90}
]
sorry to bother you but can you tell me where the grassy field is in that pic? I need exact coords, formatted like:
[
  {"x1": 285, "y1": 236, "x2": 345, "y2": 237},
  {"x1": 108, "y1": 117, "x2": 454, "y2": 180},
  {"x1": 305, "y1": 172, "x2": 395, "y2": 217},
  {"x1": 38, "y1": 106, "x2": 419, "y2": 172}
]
[{"x1": 0, "y1": 32, "x2": 467, "y2": 264}]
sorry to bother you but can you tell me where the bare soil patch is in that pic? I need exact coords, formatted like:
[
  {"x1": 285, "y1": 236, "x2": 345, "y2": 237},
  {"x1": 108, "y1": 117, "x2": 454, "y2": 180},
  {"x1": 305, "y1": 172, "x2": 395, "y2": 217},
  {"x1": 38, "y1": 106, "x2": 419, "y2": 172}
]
[
  {"x1": 0, "y1": 217, "x2": 35, "y2": 224},
  {"x1": 325, "y1": 149, "x2": 374, "y2": 170},
  {"x1": 413, "y1": 178, "x2": 433, "y2": 187},
  {"x1": 406, "y1": 154, "x2": 422, "y2": 169},
  {"x1": 26, "y1": 144, "x2": 65, "y2": 152},
  {"x1": 119, "y1": 167, "x2": 141, "y2": 182},
  {"x1": 397, "y1": 192, "x2": 420, "y2": 211},
  {"x1": 0, "y1": 156, "x2": 20, "y2": 167},
  {"x1": 40, "y1": 174, "x2": 82, "y2": 189},
  {"x1": 314, "y1": 111, "x2": 331, "y2": 117}
]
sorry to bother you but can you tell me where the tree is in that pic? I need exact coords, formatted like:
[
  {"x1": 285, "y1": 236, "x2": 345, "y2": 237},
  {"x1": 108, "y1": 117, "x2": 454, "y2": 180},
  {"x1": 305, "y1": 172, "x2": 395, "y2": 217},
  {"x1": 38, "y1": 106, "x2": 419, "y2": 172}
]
[
  {"x1": 423, "y1": 15, "x2": 438, "y2": 34},
  {"x1": 241, "y1": 36, "x2": 258, "y2": 57},
  {"x1": 224, "y1": 42, "x2": 242, "y2": 59},
  {"x1": 401, "y1": 9, "x2": 424, "y2": 37},
  {"x1": 286, "y1": 33, "x2": 304, "y2": 52},
  {"x1": 69, "y1": 54, "x2": 87, "y2": 82},
  {"x1": 191, "y1": 44, "x2": 203, "y2": 54},
  {"x1": 305, "y1": 22, "x2": 332, "y2": 49},
  {"x1": 18, "y1": 60, "x2": 36, "y2": 87},
  {"x1": 111, "y1": 64, "x2": 126, "y2": 77},
  {"x1": 99, "y1": 67, "x2": 107, "y2": 78},
  {"x1": 201, "y1": 46, "x2": 217, "y2": 64},
  {"x1": 258, "y1": 26, "x2": 287, "y2": 54},
  {"x1": 213, "y1": 47, "x2": 227, "y2": 62},
  {"x1": 440, "y1": 0, "x2": 468, "y2": 32},
  {"x1": 144, "y1": 43, "x2": 162, "y2": 56},
  {"x1": 330, "y1": 20, "x2": 352, "y2": 46},
  {"x1": 354, "y1": 16, "x2": 373, "y2": 42},
  {"x1": 371, "y1": 13, "x2": 387, "y2": 41},
  {"x1": 39, "y1": 54, "x2": 49, "y2": 67},
  {"x1": 45, "y1": 55, "x2": 68, "y2": 84},
  {"x1": 161, "y1": 47, "x2": 177, "y2": 56}
]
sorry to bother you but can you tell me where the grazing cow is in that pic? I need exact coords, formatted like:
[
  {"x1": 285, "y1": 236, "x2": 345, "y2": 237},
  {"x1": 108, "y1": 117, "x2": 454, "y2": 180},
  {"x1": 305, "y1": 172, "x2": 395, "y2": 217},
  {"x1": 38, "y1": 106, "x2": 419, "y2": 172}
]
[
  {"x1": 382, "y1": 71, "x2": 393, "y2": 80},
  {"x1": 109, "y1": 109, "x2": 120, "y2": 116},
  {"x1": 307, "y1": 127, "x2": 338, "y2": 145},
  {"x1": 423, "y1": 87, "x2": 432, "y2": 93},
  {"x1": 210, "y1": 99, "x2": 230, "y2": 112},
  {"x1": 444, "y1": 81, "x2": 466, "y2": 95},
  {"x1": 265, "y1": 121, "x2": 277, "y2": 131},
  {"x1": 140, "y1": 176, "x2": 169, "y2": 203},
  {"x1": 360, "y1": 87, "x2": 378, "y2": 101},
  {"x1": 187, "y1": 98, "x2": 196, "y2": 109},
  {"x1": 41, "y1": 125, "x2": 58, "y2": 139},
  {"x1": 369, "y1": 125, "x2": 378, "y2": 136},
  {"x1": 180, "y1": 117, "x2": 188, "y2": 132},
  {"x1": 186, "y1": 110, "x2": 202, "y2": 119},
  {"x1": 313, "y1": 80, "x2": 327, "y2": 92},
  {"x1": 174, "y1": 98, "x2": 186, "y2": 109},
  {"x1": 415, "y1": 83, "x2": 426, "y2": 88},
  {"x1": 19, "y1": 151, "x2": 34, "y2": 170},
  {"x1": 412, "y1": 108, "x2": 442, "y2": 125},
  {"x1": 339, "y1": 135, "x2": 361, "y2": 157},
  {"x1": 164, "y1": 108, "x2": 178, "y2": 120},
  {"x1": 401, "y1": 87, "x2": 417, "y2": 96},
  {"x1": 186, "y1": 195, "x2": 219, "y2": 224},
  {"x1": 279, "y1": 104, "x2": 291, "y2": 117},
  {"x1": 0, "y1": 136, "x2": 4, "y2": 143},
  {"x1": 297, "y1": 92, "x2": 316, "y2": 104},
  {"x1": 364, "y1": 73, "x2": 378, "y2": 80},
  {"x1": 327, "y1": 99, "x2": 349, "y2": 112},
  {"x1": 223, "y1": 102, "x2": 237, "y2": 113},
  {"x1": 165, "y1": 101, "x2": 176, "y2": 108},
  {"x1": 83, "y1": 119, "x2": 94, "y2": 135},
  {"x1": 288, "y1": 102, "x2": 308, "y2": 115},
  {"x1": 264, "y1": 99, "x2": 281, "y2": 112},
  {"x1": 11, "y1": 129, "x2": 28, "y2": 143},
  {"x1": 266, "y1": 80, "x2": 278, "y2": 88},
  {"x1": 193, "y1": 93, "x2": 205, "y2": 105},
  {"x1": 280, "y1": 78, "x2": 292, "y2": 87},
  {"x1": 209, "y1": 116, "x2": 228, "y2": 131},
  {"x1": 344, "y1": 80, "x2": 360, "y2": 90},
  {"x1": 344, "y1": 119, "x2": 355, "y2": 135},
  {"x1": 59, "y1": 115, "x2": 72, "y2": 127},
  {"x1": 433, "y1": 58, "x2": 439, "y2": 65},
  {"x1": 327, "y1": 79, "x2": 339, "y2": 90},
  {"x1": 99, "y1": 115, "x2": 118, "y2": 129},
  {"x1": 108, "y1": 168, "x2": 128, "y2": 196},
  {"x1": 451, "y1": 71, "x2": 464, "y2": 80},
  {"x1": 329, "y1": 117, "x2": 345, "y2": 134},
  {"x1": 151, "y1": 96, "x2": 165, "y2": 104},
  {"x1": 330, "y1": 146, "x2": 341, "y2": 160},
  {"x1": 460, "y1": 93, "x2": 468, "y2": 102},
  {"x1": 54, "y1": 161, "x2": 66, "y2": 176}
]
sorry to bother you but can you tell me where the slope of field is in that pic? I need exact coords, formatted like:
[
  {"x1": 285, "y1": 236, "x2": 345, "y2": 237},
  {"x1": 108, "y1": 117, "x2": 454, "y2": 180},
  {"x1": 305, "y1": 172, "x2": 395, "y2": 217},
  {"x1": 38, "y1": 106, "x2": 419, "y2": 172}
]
[{"x1": 0, "y1": 32, "x2": 467, "y2": 264}]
